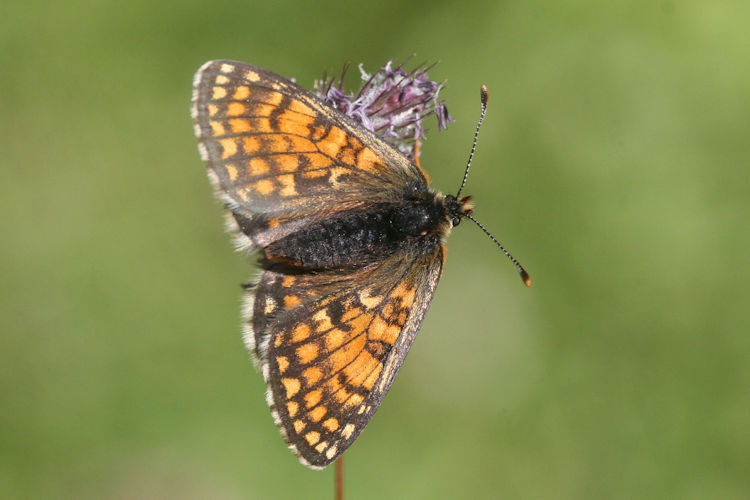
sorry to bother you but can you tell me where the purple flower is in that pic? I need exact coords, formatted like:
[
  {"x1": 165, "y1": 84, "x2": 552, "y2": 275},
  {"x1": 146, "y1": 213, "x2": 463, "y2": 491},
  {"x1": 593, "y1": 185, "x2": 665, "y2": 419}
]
[{"x1": 314, "y1": 60, "x2": 454, "y2": 159}]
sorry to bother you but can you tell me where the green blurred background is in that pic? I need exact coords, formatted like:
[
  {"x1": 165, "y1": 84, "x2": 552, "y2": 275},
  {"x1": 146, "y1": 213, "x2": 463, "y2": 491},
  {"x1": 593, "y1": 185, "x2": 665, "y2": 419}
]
[{"x1": 2, "y1": 1, "x2": 749, "y2": 498}]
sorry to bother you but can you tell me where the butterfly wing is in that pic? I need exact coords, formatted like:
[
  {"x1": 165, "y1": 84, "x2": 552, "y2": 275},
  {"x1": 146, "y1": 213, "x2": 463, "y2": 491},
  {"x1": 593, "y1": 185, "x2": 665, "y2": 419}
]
[
  {"x1": 192, "y1": 60, "x2": 429, "y2": 250},
  {"x1": 247, "y1": 244, "x2": 445, "y2": 468}
]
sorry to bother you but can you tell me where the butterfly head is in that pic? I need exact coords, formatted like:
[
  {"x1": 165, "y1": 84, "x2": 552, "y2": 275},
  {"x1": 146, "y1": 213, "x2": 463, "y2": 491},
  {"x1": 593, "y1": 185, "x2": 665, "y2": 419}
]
[{"x1": 444, "y1": 194, "x2": 474, "y2": 228}]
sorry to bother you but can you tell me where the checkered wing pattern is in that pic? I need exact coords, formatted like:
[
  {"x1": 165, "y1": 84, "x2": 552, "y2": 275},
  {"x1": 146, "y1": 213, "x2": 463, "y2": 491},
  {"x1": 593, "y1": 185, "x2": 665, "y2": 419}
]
[
  {"x1": 192, "y1": 60, "x2": 428, "y2": 250},
  {"x1": 247, "y1": 246, "x2": 444, "y2": 468}
]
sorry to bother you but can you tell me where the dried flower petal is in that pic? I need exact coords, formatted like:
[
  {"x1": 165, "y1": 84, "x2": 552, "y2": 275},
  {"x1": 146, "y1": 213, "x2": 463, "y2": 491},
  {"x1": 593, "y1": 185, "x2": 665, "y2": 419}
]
[{"x1": 314, "y1": 60, "x2": 453, "y2": 159}]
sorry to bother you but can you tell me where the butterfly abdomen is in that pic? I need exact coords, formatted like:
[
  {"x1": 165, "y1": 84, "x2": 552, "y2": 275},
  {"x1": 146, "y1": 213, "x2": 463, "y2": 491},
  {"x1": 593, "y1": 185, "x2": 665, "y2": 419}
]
[{"x1": 264, "y1": 194, "x2": 448, "y2": 269}]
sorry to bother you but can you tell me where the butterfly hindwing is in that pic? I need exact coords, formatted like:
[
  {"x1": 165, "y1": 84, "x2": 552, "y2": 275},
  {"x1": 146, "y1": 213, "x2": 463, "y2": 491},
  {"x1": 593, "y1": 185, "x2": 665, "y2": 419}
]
[
  {"x1": 246, "y1": 246, "x2": 445, "y2": 468},
  {"x1": 192, "y1": 60, "x2": 429, "y2": 250}
]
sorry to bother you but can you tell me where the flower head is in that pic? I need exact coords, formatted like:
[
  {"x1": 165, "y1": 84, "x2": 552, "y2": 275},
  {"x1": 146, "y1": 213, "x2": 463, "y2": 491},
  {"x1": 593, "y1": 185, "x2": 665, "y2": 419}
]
[{"x1": 314, "y1": 60, "x2": 454, "y2": 159}]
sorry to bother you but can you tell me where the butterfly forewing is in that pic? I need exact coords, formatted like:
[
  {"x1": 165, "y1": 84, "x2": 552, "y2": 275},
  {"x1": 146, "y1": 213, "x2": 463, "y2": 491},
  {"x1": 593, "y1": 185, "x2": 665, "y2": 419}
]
[{"x1": 192, "y1": 60, "x2": 428, "y2": 250}]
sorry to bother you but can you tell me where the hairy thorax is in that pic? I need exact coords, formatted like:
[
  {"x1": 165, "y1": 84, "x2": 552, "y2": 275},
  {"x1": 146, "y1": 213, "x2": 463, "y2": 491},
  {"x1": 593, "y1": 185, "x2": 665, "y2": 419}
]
[{"x1": 264, "y1": 190, "x2": 449, "y2": 269}]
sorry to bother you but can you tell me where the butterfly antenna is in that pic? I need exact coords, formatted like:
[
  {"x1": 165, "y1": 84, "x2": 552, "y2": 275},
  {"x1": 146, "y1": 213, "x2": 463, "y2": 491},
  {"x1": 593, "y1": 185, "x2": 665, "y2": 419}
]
[
  {"x1": 456, "y1": 85, "x2": 489, "y2": 199},
  {"x1": 465, "y1": 213, "x2": 532, "y2": 287}
]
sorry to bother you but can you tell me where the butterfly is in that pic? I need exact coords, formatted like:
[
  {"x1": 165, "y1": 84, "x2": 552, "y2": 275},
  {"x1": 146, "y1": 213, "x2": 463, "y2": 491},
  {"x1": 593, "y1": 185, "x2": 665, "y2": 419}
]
[{"x1": 191, "y1": 60, "x2": 530, "y2": 469}]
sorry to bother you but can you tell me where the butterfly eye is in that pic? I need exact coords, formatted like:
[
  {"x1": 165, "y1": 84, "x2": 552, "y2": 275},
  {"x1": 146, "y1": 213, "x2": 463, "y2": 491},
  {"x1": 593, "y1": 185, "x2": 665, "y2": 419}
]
[{"x1": 452, "y1": 216, "x2": 461, "y2": 227}]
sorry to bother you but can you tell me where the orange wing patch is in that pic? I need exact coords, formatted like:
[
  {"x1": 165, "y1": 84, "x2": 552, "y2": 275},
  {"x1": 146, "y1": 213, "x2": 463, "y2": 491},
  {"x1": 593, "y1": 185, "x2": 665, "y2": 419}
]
[
  {"x1": 193, "y1": 60, "x2": 419, "y2": 218},
  {"x1": 252, "y1": 265, "x2": 422, "y2": 468}
]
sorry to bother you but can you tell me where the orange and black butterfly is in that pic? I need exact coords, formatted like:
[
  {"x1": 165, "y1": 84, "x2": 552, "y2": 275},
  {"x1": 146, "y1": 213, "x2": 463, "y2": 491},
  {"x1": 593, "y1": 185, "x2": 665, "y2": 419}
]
[{"x1": 191, "y1": 60, "x2": 530, "y2": 469}]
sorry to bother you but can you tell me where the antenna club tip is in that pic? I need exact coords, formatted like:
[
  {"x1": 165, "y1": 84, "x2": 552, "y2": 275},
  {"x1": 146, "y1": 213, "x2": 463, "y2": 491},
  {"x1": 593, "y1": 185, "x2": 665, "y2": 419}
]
[
  {"x1": 520, "y1": 270, "x2": 532, "y2": 287},
  {"x1": 480, "y1": 85, "x2": 489, "y2": 105}
]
